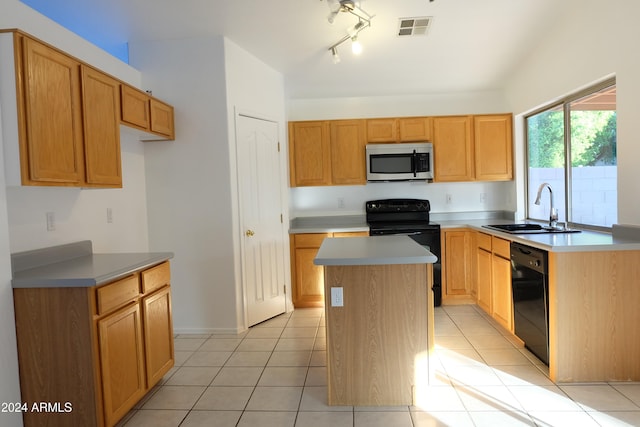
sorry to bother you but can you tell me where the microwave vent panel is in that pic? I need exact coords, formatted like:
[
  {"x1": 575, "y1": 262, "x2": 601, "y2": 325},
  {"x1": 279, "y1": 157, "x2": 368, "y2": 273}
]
[{"x1": 398, "y1": 17, "x2": 433, "y2": 37}]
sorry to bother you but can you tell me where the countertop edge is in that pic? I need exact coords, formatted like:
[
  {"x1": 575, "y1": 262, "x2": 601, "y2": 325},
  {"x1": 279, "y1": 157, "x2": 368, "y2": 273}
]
[
  {"x1": 314, "y1": 255, "x2": 438, "y2": 266},
  {"x1": 12, "y1": 252, "x2": 174, "y2": 289}
]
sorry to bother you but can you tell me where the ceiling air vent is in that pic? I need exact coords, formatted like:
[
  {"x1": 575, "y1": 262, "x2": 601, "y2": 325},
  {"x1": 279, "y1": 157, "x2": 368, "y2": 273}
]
[{"x1": 397, "y1": 17, "x2": 433, "y2": 37}]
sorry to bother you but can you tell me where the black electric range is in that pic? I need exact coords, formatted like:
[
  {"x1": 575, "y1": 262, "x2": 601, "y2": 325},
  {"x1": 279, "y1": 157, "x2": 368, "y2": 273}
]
[{"x1": 365, "y1": 199, "x2": 442, "y2": 306}]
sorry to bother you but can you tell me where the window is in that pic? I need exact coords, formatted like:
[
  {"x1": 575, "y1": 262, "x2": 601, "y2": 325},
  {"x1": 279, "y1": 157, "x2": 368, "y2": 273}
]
[{"x1": 526, "y1": 80, "x2": 617, "y2": 229}]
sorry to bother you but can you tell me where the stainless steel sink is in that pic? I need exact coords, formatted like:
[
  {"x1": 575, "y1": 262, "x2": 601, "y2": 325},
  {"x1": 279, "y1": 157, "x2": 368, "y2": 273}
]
[{"x1": 483, "y1": 223, "x2": 581, "y2": 234}]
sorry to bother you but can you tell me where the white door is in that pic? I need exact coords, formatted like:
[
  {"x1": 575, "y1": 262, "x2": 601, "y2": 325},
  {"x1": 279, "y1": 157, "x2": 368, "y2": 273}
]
[{"x1": 236, "y1": 114, "x2": 287, "y2": 326}]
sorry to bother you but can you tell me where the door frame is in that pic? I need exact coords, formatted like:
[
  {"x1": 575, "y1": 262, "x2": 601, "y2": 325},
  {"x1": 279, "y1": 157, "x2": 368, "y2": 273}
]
[{"x1": 232, "y1": 108, "x2": 293, "y2": 330}]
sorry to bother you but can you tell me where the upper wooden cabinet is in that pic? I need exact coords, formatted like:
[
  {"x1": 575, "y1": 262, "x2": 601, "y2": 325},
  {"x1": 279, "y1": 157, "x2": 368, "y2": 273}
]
[
  {"x1": 289, "y1": 119, "x2": 366, "y2": 187},
  {"x1": 0, "y1": 30, "x2": 175, "y2": 188},
  {"x1": 330, "y1": 120, "x2": 366, "y2": 185},
  {"x1": 433, "y1": 114, "x2": 513, "y2": 183},
  {"x1": 18, "y1": 36, "x2": 86, "y2": 186},
  {"x1": 288, "y1": 113, "x2": 512, "y2": 186},
  {"x1": 82, "y1": 65, "x2": 123, "y2": 186},
  {"x1": 121, "y1": 84, "x2": 150, "y2": 129},
  {"x1": 366, "y1": 117, "x2": 432, "y2": 143},
  {"x1": 121, "y1": 84, "x2": 175, "y2": 140},
  {"x1": 289, "y1": 121, "x2": 331, "y2": 187},
  {"x1": 149, "y1": 98, "x2": 175, "y2": 138},
  {"x1": 474, "y1": 114, "x2": 513, "y2": 181},
  {"x1": 433, "y1": 116, "x2": 474, "y2": 182}
]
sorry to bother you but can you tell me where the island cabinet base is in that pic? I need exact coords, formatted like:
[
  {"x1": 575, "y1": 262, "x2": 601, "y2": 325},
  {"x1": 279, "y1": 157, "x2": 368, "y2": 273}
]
[{"x1": 323, "y1": 263, "x2": 434, "y2": 406}]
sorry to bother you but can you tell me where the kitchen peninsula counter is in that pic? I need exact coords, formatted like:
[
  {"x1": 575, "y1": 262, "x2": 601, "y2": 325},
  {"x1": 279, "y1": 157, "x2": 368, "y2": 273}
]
[
  {"x1": 314, "y1": 235, "x2": 436, "y2": 406},
  {"x1": 11, "y1": 240, "x2": 173, "y2": 288}
]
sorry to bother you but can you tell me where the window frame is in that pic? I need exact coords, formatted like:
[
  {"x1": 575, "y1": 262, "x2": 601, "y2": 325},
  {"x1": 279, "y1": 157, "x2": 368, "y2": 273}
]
[{"x1": 524, "y1": 77, "x2": 617, "y2": 232}]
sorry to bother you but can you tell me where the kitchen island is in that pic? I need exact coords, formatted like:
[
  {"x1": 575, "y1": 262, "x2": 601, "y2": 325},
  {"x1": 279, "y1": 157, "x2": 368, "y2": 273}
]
[{"x1": 314, "y1": 235, "x2": 437, "y2": 406}]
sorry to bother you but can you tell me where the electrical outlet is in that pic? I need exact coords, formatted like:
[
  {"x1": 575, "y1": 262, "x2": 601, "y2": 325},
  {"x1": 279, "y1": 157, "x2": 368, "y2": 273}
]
[
  {"x1": 331, "y1": 287, "x2": 344, "y2": 307},
  {"x1": 106, "y1": 207, "x2": 113, "y2": 224},
  {"x1": 446, "y1": 194, "x2": 452, "y2": 204},
  {"x1": 337, "y1": 197, "x2": 345, "y2": 209},
  {"x1": 46, "y1": 211, "x2": 55, "y2": 231},
  {"x1": 480, "y1": 193, "x2": 487, "y2": 204}
]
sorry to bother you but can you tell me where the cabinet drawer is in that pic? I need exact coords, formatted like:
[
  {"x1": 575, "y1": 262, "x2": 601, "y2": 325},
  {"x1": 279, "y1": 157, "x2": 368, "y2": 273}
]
[
  {"x1": 294, "y1": 233, "x2": 330, "y2": 247},
  {"x1": 492, "y1": 236, "x2": 511, "y2": 259},
  {"x1": 141, "y1": 261, "x2": 171, "y2": 294},
  {"x1": 333, "y1": 231, "x2": 369, "y2": 238},
  {"x1": 97, "y1": 275, "x2": 140, "y2": 315},
  {"x1": 477, "y1": 232, "x2": 492, "y2": 251}
]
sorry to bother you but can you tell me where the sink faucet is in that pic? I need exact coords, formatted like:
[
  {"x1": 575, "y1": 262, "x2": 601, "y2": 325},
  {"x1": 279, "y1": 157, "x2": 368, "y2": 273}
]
[{"x1": 534, "y1": 182, "x2": 558, "y2": 228}]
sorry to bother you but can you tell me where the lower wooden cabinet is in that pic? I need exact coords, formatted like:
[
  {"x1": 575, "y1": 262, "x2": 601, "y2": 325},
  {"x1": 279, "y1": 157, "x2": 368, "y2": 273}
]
[
  {"x1": 491, "y1": 252, "x2": 512, "y2": 331},
  {"x1": 12, "y1": 261, "x2": 174, "y2": 427},
  {"x1": 98, "y1": 302, "x2": 146, "y2": 427},
  {"x1": 441, "y1": 228, "x2": 475, "y2": 302},
  {"x1": 290, "y1": 232, "x2": 368, "y2": 308},
  {"x1": 475, "y1": 232, "x2": 513, "y2": 331},
  {"x1": 142, "y1": 285, "x2": 175, "y2": 386}
]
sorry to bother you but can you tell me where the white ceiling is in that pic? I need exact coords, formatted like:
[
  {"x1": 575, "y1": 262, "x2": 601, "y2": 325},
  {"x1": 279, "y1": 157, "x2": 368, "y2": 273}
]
[{"x1": 23, "y1": 0, "x2": 568, "y2": 99}]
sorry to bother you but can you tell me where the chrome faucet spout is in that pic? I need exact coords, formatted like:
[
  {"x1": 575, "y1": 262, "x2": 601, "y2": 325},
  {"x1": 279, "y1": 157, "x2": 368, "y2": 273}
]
[{"x1": 534, "y1": 183, "x2": 558, "y2": 228}]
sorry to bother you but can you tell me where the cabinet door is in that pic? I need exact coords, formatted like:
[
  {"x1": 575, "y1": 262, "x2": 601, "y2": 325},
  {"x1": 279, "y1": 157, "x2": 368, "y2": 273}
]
[
  {"x1": 433, "y1": 116, "x2": 474, "y2": 182},
  {"x1": 366, "y1": 118, "x2": 398, "y2": 142},
  {"x1": 399, "y1": 117, "x2": 432, "y2": 142},
  {"x1": 289, "y1": 121, "x2": 331, "y2": 186},
  {"x1": 476, "y1": 247, "x2": 492, "y2": 314},
  {"x1": 121, "y1": 84, "x2": 150, "y2": 129},
  {"x1": 150, "y1": 98, "x2": 175, "y2": 139},
  {"x1": 474, "y1": 114, "x2": 513, "y2": 181},
  {"x1": 142, "y1": 286, "x2": 174, "y2": 387},
  {"x1": 291, "y1": 233, "x2": 330, "y2": 308},
  {"x1": 81, "y1": 66, "x2": 122, "y2": 187},
  {"x1": 20, "y1": 37, "x2": 84, "y2": 185},
  {"x1": 98, "y1": 303, "x2": 146, "y2": 427},
  {"x1": 330, "y1": 120, "x2": 366, "y2": 185},
  {"x1": 443, "y1": 230, "x2": 472, "y2": 297},
  {"x1": 491, "y1": 254, "x2": 513, "y2": 331}
]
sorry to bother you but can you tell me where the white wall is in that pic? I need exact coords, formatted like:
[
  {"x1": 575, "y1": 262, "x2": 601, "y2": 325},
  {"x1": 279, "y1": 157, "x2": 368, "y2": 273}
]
[
  {"x1": 0, "y1": 4, "x2": 152, "y2": 424},
  {"x1": 129, "y1": 36, "x2": 237, "y2": 333},
  {"x1": 287, "y1": 91, "x2": 516, "y2": 217},
  {"x1": 130, "y1": 36, "x2": 289, "y2": 333},
  {"x1": 505, "y1": 0, "x2": 640, "y2": 226},
  {"x1": 223, "y1": 39, "x2": 290, "y2": 321},
  {"x1": 0, "y1": 91, "x2": 22, "y2": 427},
  {"x1": 6, "y1": 136, "x2": 149, "y2": 253}
]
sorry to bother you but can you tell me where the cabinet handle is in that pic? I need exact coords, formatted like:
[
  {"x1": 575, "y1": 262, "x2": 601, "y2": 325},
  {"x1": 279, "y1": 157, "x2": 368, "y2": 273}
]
[{"x1": 245, "y1": 230, "x2": 255, "y2": 237}]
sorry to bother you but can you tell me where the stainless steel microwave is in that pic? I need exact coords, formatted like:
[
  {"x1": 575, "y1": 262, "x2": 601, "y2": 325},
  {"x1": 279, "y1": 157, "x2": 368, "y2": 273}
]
[{"x1": 366, "y1": 142, "x2": 434, "y2": 182}]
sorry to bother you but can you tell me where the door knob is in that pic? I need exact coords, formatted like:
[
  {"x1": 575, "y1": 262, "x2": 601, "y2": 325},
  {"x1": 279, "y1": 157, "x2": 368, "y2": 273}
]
[{"x1": 245, "y1": 230, "x2": 255, "y2": 237}]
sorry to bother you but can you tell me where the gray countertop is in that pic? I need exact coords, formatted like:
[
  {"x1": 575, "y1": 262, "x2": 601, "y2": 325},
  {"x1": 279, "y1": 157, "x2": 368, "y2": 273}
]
[
  {"x1": 314, "y1": 235, "x2": 437, "y2": 266},
  {"x1": 290, "y1": 214, "x2": 640, "y2": 253},
  {"x1": 289, "y1": 215, "x2": 368, "y2": 234},
  {"x1": 441, "y1": 219, "x2": 640, "y2": 253},
  {"x1": 11, "y1": 241, "x2": 173, "y2": 288}
]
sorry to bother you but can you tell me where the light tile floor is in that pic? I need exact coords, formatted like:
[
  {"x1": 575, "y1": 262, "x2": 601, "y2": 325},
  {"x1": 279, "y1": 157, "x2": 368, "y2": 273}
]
[{"x1": 118, "y1": 305, "x2": 640, "y2": 427}]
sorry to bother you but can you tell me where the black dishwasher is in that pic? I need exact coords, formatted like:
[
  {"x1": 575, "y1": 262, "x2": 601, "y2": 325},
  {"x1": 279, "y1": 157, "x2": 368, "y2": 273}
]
[{"x1": 511, "y1": 242, "x2": 549, "y2": 365}]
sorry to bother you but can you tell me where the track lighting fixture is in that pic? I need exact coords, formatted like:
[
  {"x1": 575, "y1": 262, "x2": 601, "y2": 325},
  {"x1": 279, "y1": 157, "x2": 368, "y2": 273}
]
[
  {"x1": 325, "y1": 0, "x2": 373, "y2": 63},
  {"x1": 331, "y1": 46, "x2": 341, "y2": 63},
  {"x1": 351, "y1": 35, "x2": 362, "y2": 55}
]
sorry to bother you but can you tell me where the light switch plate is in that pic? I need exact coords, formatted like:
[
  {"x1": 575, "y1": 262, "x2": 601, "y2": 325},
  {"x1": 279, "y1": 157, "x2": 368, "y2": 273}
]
[{"x1": 331, "y1": 287, "x2": 343, "y2": 307}]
